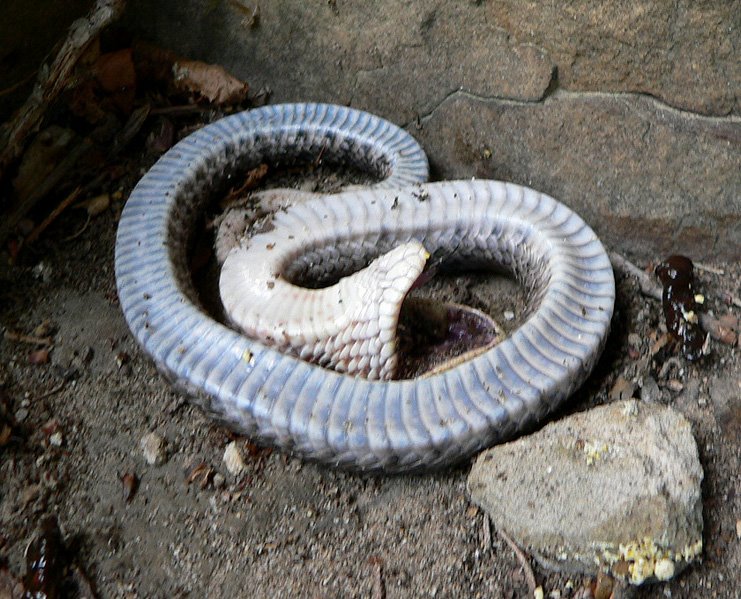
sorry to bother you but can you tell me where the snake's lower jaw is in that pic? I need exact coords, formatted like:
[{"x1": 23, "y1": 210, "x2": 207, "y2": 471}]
[
  {"x1": 396, "y1": 298, "x2": 503, "y2": 379},
  {"x1": 220, "y1": 239, "x2": 431, "y2": 381}
]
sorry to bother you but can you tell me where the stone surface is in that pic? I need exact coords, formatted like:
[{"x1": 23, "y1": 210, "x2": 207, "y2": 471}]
[
  {"x1": 468, "y1": 400, "x2": 704, "y2": 585},
  {"x1": 416, "y1": 92, "x2": 741, "y2": 261},
  {"x1": 127, "y1": 0, "x2": 740, "y2": 117},
  {"x1": 484, "y1": 1, "x2": 740, "y2": 116},
  {"x1": 709, "y1": 375, "x2": 741, "y2": 439},
  {"x1": 124, "y1": 0, "x2": 741, "y2": 261}
]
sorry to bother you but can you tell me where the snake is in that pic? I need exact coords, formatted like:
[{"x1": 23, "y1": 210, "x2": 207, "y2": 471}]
[{"x1": 115, "y1": 103, "x2": 615, "y2": 472}]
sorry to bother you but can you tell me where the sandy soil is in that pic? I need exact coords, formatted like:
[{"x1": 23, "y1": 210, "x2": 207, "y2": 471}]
[{"x1": 0, "y1": 160, "x2": 739, "y2": 598}]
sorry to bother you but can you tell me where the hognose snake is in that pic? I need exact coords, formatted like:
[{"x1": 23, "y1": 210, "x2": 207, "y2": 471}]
[{"x1": 115, "y1": 103, "x2": 614, "y2": 472}]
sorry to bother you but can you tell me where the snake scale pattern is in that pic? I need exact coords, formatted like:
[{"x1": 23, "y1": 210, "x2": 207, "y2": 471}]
[{"x1": 115, "y1": 103, "x2": 615, "y2": 472}]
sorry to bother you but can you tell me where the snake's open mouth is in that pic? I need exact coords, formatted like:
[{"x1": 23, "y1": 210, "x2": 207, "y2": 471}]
[{"x1": 396, "y1": 297, "x2": 503, "y2": 379}]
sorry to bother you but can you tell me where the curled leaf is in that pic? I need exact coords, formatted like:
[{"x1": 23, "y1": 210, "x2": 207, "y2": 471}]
[{"x1": 172, "y1": 60, "x2": 249, "y2": 105}]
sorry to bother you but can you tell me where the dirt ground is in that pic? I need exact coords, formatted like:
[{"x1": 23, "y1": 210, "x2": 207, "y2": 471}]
[{"x1": 0, "y1": 156, "x2": 739, "y2": 599}]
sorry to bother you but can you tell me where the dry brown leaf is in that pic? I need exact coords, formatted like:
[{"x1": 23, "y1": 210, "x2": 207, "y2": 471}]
[
  {"x1": 94, "y1": 48, "x2": 136, "y2": 93},
  {"x1": 609, "y1": 376, "x2": 635, "y2": 401},
  {"x1": 172, "y1": 60, "x2": 249, "y2": 105},
  {"x1": 80, "y1": 193, "x2": 111, "y2": 216},
  {"x1": 28, "y1": 348, "x2": 50, "y2": 365},
  {"x1": 94, "y1": 48, "x2": 137, "y2": 113}
]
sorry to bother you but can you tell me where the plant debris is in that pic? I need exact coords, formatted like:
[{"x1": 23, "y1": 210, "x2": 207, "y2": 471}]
[
  {"x1": 655, "y1": 255, "x2": 707, "y2": 361},
  {"x1": 172, "y1": 60, "x2": 249, "y2": 105}
]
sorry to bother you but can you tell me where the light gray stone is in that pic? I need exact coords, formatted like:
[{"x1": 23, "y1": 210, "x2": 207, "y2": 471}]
[{"x1": 468, "y1": 400, "x2": 703, "y2": 585}]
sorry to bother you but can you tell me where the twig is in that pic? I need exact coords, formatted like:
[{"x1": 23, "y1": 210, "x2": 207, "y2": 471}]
[
  {"x1": 700, "y1": 312, "x2": 738, "y2": 346},
  {"x1": 482, "y1": 514, "x2": 492, "y2": 550},
  {"x1": 609, "y1": 252, "x2": 661, "y2": 300},
  {"x1": 62, "y1": 213, "x2": 92, "y2": 241},
  {"x1": 1, "y1": 136, "x2": 94, "y2": 243},
  {"x1": 3, "y1": 330, "x2": 54, "y2": 346},
  {"x1": 149, "y1": 104, "x2": 207, "y2": 116},
  {"x1": 24, "y1": 187, "x2": 83, "y2": 245},
  {"x1": 368, "y1": 556, "x2": 385, "y2": 599},
  {"x1": 0, "y1": 0, "x2": 126, "y2": 178},
  {"x1": 693, "y1": 262, "x2": 725, "y2": 276},
  {"x1": 33, "y1": 379, "x2": 67, "y2": 401},
  {"x1": 498, "y1": 528, "x2": 537, "y2": 597}
]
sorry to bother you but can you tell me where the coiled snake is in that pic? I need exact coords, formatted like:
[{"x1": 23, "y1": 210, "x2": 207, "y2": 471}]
[{"x1": 115, "y1": 103, "x2": 614, "y2": 472}]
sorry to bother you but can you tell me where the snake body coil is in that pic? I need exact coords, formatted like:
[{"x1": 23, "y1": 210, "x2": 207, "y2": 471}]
[{"x1": 115, "y1": 103, "x2": 615, "y2": 472}]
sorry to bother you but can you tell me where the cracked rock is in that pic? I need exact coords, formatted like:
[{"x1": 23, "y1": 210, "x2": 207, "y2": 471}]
[{"x1": 468, "y1": 399, "x2": 703, "y2": 585}]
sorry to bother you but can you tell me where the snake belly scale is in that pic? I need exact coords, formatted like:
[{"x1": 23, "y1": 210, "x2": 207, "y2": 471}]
[{"x1": 115, "y1": 103, "x2": 615, "y2": 472}]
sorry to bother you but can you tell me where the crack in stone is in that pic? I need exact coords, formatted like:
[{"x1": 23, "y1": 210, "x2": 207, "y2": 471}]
[{"x1": 406, "y1": 87, "x2": 741, "y2": 131}]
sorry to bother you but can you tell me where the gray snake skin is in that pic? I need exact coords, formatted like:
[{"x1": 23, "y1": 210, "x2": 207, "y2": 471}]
[{"x1": 115, "y1": 103, "x2": 615, "y2": 472}]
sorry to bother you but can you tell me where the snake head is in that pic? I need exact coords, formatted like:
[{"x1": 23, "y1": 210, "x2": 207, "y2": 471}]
[{"x1": 220, "y1": 238, "x2": 430, "y2": 380}]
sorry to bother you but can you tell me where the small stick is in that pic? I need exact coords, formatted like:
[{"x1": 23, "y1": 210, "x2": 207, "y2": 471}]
[
  {"x1": 149, "y1": 104, "x2": 207, "y2": 117},
  {"x1": 369, "y1": 556, "x2": 385, "y2": 599},
  {"x1": 700, "y1": 312, "x2": 738, "y2": 346},
  {"x1": 33, "y1": 379, "x2": 67, "y2": 401},
  {"x1": 0, "y1": 0, "x2": 126, "y2": 177},
  {"x1": 693, "y1": 262, "x2": 725, "y2": 276},
  {"x1": 498, "y1": 528, "x2": 537, "y2": 597},
  {"x1": 24, "y1": 187, "x2": 82, "y2": 245},
  {"x1": 4, "y1": 331, "x2": 54, "y2": 346},
  {"x1": 609, "y1": 252, "x2": 661, "y2": 300}
]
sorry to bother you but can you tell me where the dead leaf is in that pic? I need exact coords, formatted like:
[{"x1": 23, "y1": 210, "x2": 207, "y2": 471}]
[
  {"x1": 78, "y1": 193, "x2": 110, "y2": 216},
  {"x1": 609, "y1": 376, "x2": 635, "y2": 401},
  {"x1": 121, "y1": 472, "x2": 139, "y2": 502},
  {"x1": 172, "y1": 60, "x2": 249, "y2": 105},
  {"x1": 94, "y1": 48, "x2": 137, "y2": 113},
  {"x1": 28, "y1": 348, "x2": 50, "y2": 365},
  {"x1": 0, "y1": 424, "x2": 11, "y2": 447}
]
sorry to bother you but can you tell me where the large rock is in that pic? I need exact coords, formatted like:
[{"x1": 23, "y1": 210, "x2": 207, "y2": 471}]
[
  {"x1": 467, "y1": 400, "x2": 704, "y2": 585},
  {"x1": 125, "y1": 0, "x2": 741, "y2": 261}
]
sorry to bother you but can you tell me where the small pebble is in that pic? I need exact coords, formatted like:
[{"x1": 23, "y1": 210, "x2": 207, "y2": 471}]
[
  {"x1": 666, "y1": 379, "x2": 684, "y2": 392},
  {"x1": 654, "y1": 558, "x2": 675, "y2": 581},
  {"x1": 736, "y1": 519, "x2": 741, "y2": 539},
  {"x1": 223, "y1": 441, "x2": 246, "y2": 476},
  {"x1": 503, "y1": 310, "x2": 515, "y2": 321},
  {"x1": 140, "y1": 432, "x2": 167, "y2": 465},
  {"x1": 213, "y1": 472, "x2": 226, "y2": 489},
  {"x1": 49, "y1": 432, "x2": 63, "y2": 447}
]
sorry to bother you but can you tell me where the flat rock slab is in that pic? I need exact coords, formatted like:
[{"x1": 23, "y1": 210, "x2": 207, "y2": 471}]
[{"x1": 468, "y1": 400, "x2": 703, "y2": 585}]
